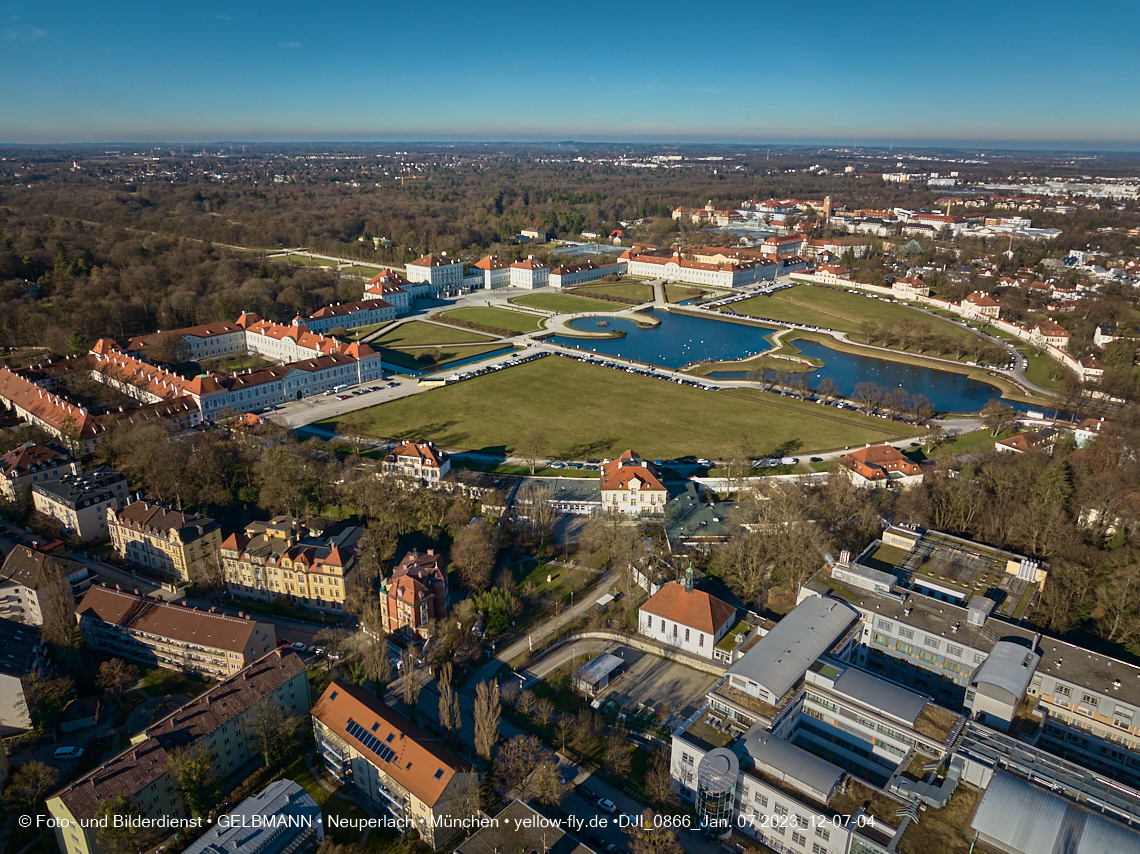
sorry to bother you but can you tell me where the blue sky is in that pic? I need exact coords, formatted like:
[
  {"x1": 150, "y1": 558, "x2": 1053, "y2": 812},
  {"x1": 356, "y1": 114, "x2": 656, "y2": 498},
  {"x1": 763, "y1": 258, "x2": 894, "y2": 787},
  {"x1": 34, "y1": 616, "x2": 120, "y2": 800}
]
[{"x1": 2, "y1": 1, "x2": 1139, "y2": 147}]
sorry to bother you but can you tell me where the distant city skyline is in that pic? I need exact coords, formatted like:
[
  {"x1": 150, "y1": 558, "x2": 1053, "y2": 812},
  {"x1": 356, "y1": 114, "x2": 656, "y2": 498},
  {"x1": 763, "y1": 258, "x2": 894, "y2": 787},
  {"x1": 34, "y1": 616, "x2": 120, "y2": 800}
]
[{"x1": 3, "y1": 1, "x2": 1139, "y2": 148}]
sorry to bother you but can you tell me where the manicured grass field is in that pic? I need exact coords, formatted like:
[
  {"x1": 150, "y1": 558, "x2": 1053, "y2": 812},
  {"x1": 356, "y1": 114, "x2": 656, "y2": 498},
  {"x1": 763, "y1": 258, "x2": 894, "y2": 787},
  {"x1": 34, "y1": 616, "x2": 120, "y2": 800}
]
[
  {"x1": 374, "y1": 320, "x2": 496, "y2": 347},
  {"x1": 323, "y1": 357, "x2": 922, "y2": 458},
  {"x1": 275, "y1": 254, "x2": 334, "y2": 267},
  {"x1": 202, "y1": 354, "x2": 274, "y2": 373},
  {"x1": 437, "y1": 307, "x2": 544, "y2": 334},
  {"x1": 341, "y1": 321, "x2": 391, "y2": 341},
  {"x1": 380, "y1": 342, "x2": 509, "y2": 371},
  {"x1": 728, "y1": 286, "x2": 981, "y2": 348},
  {"x1": 340, "y1": 265, "x2": 382, "y2": 277},
  {"x1": 1016, "y1": 346, "x2": 1068, "y2": 391},
  {"x1": 510, "y1": 292, "x2": 619, "y2": 313},
  {"x1": 665, "y1": 283, "x2": 708, "y2": 302},
  {"x1": 575, "y1": 281, "x2": 654, "y2": 302}
]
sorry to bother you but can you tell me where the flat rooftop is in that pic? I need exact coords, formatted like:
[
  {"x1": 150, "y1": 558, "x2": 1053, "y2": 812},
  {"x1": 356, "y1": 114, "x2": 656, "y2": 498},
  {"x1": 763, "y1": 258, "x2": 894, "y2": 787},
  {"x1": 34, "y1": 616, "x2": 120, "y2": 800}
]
[
  {"x1": 857, "y1": 530, "x2": 1042, "y2": 620},
  {"x1": 728, "y1": 597, "x2": 860, "y2": 701},
  {"x1": 805, "y1": 571, "x2": 1039, "y2": 658}
]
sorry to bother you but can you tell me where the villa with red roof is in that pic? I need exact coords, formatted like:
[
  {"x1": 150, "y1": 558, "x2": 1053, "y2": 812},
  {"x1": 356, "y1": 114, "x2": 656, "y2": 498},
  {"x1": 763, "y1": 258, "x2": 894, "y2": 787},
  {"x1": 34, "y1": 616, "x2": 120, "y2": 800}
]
[
  {"x1": 601, "y1": 451, "x2": 668, "y2": 515},
  {"x1": 839, "y1": 444, "x2": 924, "y2": 489},
  {"x1": 381, "y1": 440, "x2": 450, "y2": 484},
  {"x1": 379, "y1": 550, "x2": 449, "y2": 638},
  {"x1": 960, "y1": 291, "x2": 1001, "y2": 319},
  {"x1": 1032, "y1": 320, "x2": 1071, "y2": 349},
  {"x1": 638, "y1": 580, "x2": 737, "y2": 658}
]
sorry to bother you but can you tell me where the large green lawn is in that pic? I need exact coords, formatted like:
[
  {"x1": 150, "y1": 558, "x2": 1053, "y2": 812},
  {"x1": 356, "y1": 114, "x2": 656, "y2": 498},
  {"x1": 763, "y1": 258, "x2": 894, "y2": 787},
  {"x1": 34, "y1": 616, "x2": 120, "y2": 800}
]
[
  {"x1": 437, "y1": 307, "x2": 544, "y2": 334},
  {"x1": 575, "y1": 281, "x2": 654, "y2": 302},
  {"x1": 274, "y1": 254, "x2": 335, "y2": 267},
  {"x1": 1017, "y1": 346, "x2": 1068, "y2": 392},
  {"x1": 510, "y1": 293, "x2": 619, "y2": 313},
  {"x1": 374, "y1": 320, "x2": 496, "y2": 347},
  {"x1": 380, "y1": 342, "x2": 509, "y2": 371},
  {"x1": 728, "y1": 286, "x2": 981, "y2": 347},
  {"x1": 665, "y1": 283, "x2": 708, "y2": 302},
  {"x1": 321, "y1": 357, "x2": 921, "y2": 458}
]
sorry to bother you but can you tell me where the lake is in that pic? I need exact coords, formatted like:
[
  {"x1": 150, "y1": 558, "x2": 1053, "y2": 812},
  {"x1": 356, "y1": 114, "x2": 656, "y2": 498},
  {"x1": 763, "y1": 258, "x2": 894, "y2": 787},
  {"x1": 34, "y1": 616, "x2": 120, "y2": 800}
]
[{"x1": 550, "y1": 309, "x2": 1006, "y2": 412}]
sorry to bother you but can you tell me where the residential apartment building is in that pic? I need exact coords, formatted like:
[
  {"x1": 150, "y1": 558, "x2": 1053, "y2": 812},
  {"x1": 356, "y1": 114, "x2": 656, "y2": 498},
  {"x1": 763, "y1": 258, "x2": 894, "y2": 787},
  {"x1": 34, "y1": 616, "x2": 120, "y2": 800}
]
[
  {"x1": 509, "y1": 256, "x2": 551, "y2": 289},
  {"x1": 638, "y1": 580, "x2": 736, "y2": 658},
  {"x1": 0, "y1": 443, "x2": 80, "y2": 509},
  {"x1": 471, "y1": 255, "x2": 511, "y2": 289},
  {"x1": 182, "y1": 779, "x2": 323, "y2": 854},
  {"x1": 379, "y1": 550, "x2": 449, "y2": 638},
  {"x1": 0, "y1": 615, "x2": 50, "y2": 735},
  {"x1": 381, "y1": 440, "x2": 450, "y2": 483},
  {"x1": 0, "y1": 545, "x2": 85, "y2": 626},
  {"x1": 838, "y1": 445, "x2": 924, "y2": 489},
  {"x1": 46, "y1": 649, "x2": 310, "y2": 854},
  {"x1": 312, "y1": 681, "x2": 478, "y2": 849},
  {"x1": 219, "y1": 517, "x2": 363, "y2": 615},
  {"x1": 107, "y1": 499, "x2": 222, "y2": 581},
  {"x1": 600, "y1": 451, "x2": 667, "y2": 515},
  {"x1": 405, "y1": 253, "x2": 464, "y2": 298},
  {"x1": 76, "y1": 585, "x2": 277, "y2": 679},
  {"x1": 32, "y1": 466, "x2": 127, "y2": 541}
]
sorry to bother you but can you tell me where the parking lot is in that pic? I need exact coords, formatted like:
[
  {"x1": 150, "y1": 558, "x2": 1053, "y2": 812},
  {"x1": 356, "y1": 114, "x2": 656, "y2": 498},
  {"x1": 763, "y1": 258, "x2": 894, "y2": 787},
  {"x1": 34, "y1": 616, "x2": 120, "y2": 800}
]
[{"x1": 599, "y1": 646, "x2": 721, "y2": 724}]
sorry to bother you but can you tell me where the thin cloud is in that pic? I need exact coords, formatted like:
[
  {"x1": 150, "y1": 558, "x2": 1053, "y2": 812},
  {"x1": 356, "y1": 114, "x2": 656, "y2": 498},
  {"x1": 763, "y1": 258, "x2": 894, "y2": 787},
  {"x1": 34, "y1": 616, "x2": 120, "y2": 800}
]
[
  {"x1": 4, "y1": 26, "x2": 45, "y2": 41},
  {"x1": 278, "y1": 41, "x2": 301, "y2": 48}
]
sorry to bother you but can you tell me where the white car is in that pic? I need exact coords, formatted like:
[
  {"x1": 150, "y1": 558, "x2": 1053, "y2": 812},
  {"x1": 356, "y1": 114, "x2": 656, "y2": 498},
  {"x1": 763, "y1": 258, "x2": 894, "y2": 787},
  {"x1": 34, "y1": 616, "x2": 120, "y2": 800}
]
[
  {"x1": 54, "y1": 746, "x2": 84, "y2": 759},
  {"x1": 596, "y1": 798, "x2": 617, "y2": 814}
]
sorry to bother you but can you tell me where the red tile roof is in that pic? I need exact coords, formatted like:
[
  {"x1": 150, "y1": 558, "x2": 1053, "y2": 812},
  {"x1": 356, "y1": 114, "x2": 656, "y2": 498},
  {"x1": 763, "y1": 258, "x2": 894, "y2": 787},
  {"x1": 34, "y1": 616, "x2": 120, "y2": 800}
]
[
  {"x1": 473, "y1": 255, "x2": 509, "y2": 271},
  {"x1": 409, "y1": 254, "x2": 459, "y2": 268},
  {"x1": 639, "y1": 581, "x2": 736, "y2": 635},
  {"x1": 600, "y1": 451, "x2": 666, "y2": 492},
  {"x1": 76, "y1": 585, "x2": 261, "y2": 654},
  {"x1": 962, "y1": 291, "x2": 1000, "y2": 307},
  {"x1": 0, "y1": 443, "x2": 71, "y2": 478},
  {"x1": 312, "y1": 681, "x2": 471, "y2": 807},
  {"x1": 1035, "y1": 320, "x2": 1070, "y2": 338},
  {"x1": 386, "y1": 441, "x2": 448, "y2": 468},
  {"x1": 840, "y1": 444, "x2": 923, "y2": 481}
]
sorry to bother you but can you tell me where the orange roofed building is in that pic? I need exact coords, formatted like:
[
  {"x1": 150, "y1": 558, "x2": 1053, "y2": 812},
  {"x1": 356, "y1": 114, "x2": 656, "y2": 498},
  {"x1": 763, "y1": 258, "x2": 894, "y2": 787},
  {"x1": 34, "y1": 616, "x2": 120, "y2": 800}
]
[
  {"x1": 839, "y1": 444, "x2": 924, "y2": 489},
  {"x1": 379, "y1": 550, "x2": 449, "y2": 639},
  {"x1": 311, "y1": 681, "x2": 478, "y2": 848},
  {"x1": 960, "y1": 291, "x2": 1001, "y2": 319},
  {"x1": 601, "y1": 451, "x2": 668, "y2": 515},
  {"x1": 382, "y1": 440, "x2": 450, "y2": 484},
  {"x1": 638, "y1": 580, "x2": 737, "y2": 658},
  {"x1": 219, "y1": 516, "x2": 363, "y2": 615},
  {"x1": 364, "y1": 270, "x2": 412, "y2": 312}
]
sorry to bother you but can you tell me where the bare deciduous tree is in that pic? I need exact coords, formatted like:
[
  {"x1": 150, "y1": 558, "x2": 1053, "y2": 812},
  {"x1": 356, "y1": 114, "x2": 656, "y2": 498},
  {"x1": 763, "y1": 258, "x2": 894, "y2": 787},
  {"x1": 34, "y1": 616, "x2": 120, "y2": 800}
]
[{"x1": 473, "y1": 680, "x2": 500, "y2": 762}]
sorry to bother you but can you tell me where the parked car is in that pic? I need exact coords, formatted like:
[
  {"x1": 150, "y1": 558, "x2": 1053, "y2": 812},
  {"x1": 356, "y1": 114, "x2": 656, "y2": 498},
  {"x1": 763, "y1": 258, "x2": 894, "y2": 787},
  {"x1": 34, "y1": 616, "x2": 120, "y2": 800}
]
[
  {"x1": 596, "y1": 798, "x2": 617, "y2": 814},
  {"x1": 577, "y1": 785, "x2": 597, "y2": 800},
  {"x1": 54, "y1": 746, "x2": 84, "y2": 759},
  {"x1": 290, "y1": 642, "x2": 306, "y2": 651}
]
